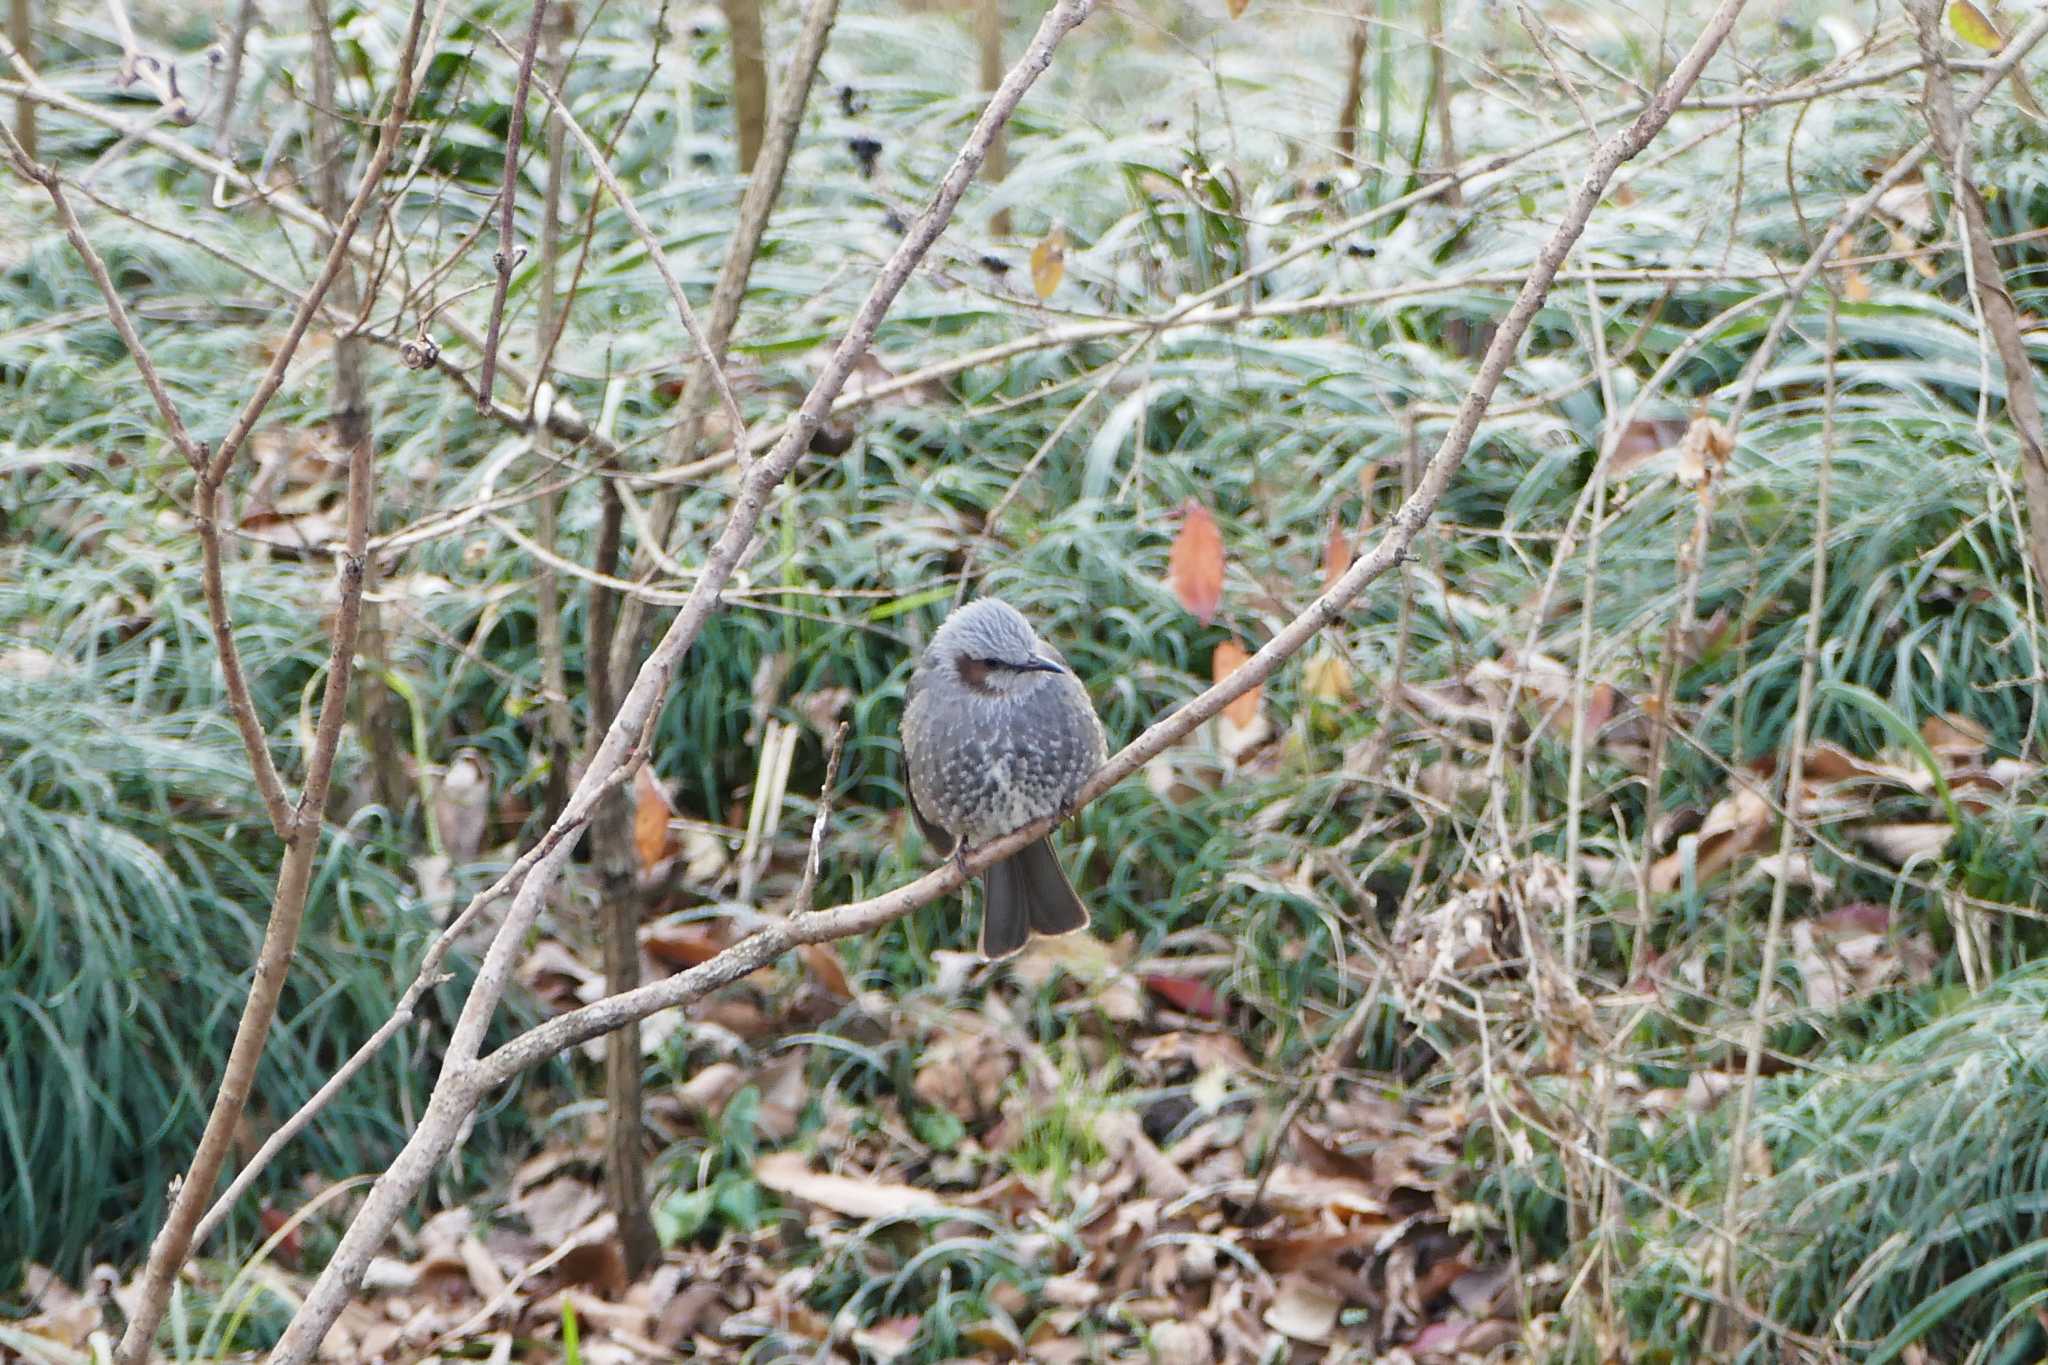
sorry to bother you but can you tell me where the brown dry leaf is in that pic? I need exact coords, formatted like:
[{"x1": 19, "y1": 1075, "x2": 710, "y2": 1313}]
[
  {"x1": 753, "y1": 1151, "x2": 958, "y2": 1220},
  {"x1": 677, "y1": 1061, "x2": 747, "y2": 1114},
  {"x1": 15, "y1": 1266, "x2": 101, "y2": 1348},
  {"x1": 1321, "y1": 507, "x2": 1351, "y2": 593},
  {"x1": 1151, "y1": 1320, "x2": 1215, "y2": 1365},
  {"x1": 432, "y1": 749, "x2": 491, "y2": 863},
  {"x1": 1607, "y1": 417, "x2": 1688, "y2": 480},
  {"x1": 1030, "y1": 226, "x2": 1068, "y2": 299},
  {"x1": 633, "y1": 766, "x2": 678, "y2": 873},
  {"x1": 797, "y1": 943, "x2": 851, "y2": 999},
  {"x1": 1225, "y1": 0, "x2": 1251, "y2": 16},
  {"x1": 1672, "y1": 414, "x2": 1735, "y2": 488},
  {"x1": 1212, "y1": 639, "x2": 1261, "y2": 729},
  {"x1": 753, "y1": 1051, "x2": 810, "y2": 1143},
  {"x1": 1922, "y1": 712, "x2": 1989, "y2": 765},
  {"x1": 913, "y1": 1022, "x2": 1013, "y2": 1122},
  {"x1": 1011, "y1": 930, "x2": 1145, "y2": 1021},
  {"x1": 642, "y1": 921, "x2": 724, "y2": 969},
  {"x1": 1263, "y1": 1274, "x2": 1341, "y2": 1343},
  {"x1": 1358, "y1": 462, "x2": 1382, "y2": 529},
  {"x1": 1168, "y1": 499, "x2": 1225, "y2": 624},
  {"x1": 1647, "y1": 787, "x2": 1772, "y2": 894}
]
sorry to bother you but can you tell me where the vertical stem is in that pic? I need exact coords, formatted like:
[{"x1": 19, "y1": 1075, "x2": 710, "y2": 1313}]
[
  {"x1": 1426, "y1": 0, "x2": 1460, "y2": 203},
  {"x1": 610, "y1": 0, "x2": 841, "y2": 672},
  {"x1": 978, "y1": 0, "x2": 1008, "y2": 233},
  {"x1": 583, "y1": 480, "x2": 659, "y2": 1271},
  {"x1": 1336, "y1": 0, "x2": 1367, "y2": 162},
  {"x1": 475, "y1": 0, "x2": 550, "y2": 413},
  {"x1": 211, "y1": 0, "x2": 257, "y2": 155},
  {"x1": 108, "y1": 3, "x2": 429, "y2": 1353},
  {"x1": 534, "y1": 2, "x2": 577, "y2": 826},
  {"x1": 8, "y1": 0, "x2": 31, "y2": 160},
  {"x1": 309, "y1": 0, "x2": 406, "y2": 824},
  {"x1": 721, "y1": 0, "x2": 765, "y2": 172}
]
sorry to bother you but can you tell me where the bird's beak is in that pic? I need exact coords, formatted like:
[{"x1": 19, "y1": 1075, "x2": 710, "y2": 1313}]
[{"x1": 1022, "y1": 654, "x2": 1066, "y2": 674}]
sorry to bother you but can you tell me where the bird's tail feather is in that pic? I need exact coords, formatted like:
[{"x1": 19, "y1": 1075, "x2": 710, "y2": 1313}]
[{"x1": 980, "y1": 837, "x2": 1089, "y2": 959}]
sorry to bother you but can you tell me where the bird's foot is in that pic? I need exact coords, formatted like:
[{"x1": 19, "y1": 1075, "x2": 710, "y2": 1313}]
[{"x1": 952, "y1": 843, "x2": 973, "y2": 884}]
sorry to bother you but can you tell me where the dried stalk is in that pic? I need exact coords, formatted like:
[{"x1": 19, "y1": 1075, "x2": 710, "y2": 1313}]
[
  {"x1": 533, "y1": 2, "x2": 577, "y2": 822},
  {"x1": 1712, "y1": 288, "x2": 1839, "y2": 1352}
]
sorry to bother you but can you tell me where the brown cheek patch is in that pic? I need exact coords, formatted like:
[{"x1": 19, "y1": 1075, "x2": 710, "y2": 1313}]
[{"x1": 956, "y1": 658, "x2": 993, "y2": 693}]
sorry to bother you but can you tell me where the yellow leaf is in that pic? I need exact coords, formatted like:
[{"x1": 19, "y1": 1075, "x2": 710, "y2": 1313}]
[
  {"x1": 1212, "y1": 639, "x2": 1261, "y2": 729},
  {"x1": 1949, "y1": 0, "x2": 2003, "y2": 50},
  {"x1": 1168, "y1": 499, "x2": 1225, "y2": 623},
  {"x1": 1304, "y1": 650, "x2": 1353, "y2": 702},
  {"x1": 1029, "y1": 226, "x2": 1067, "y2": 300}
]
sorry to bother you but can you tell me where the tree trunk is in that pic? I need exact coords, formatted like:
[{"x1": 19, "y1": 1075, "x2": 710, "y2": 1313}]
[
  {"x1": 10, "y1": 0, "x2": 33, "y2": 159},
  {"x1": 979, "y1": 0, "x2": 1008, "y2": 234},
  {"x1": 721, "y1": 0, "x2": 766, "y2": 172}
]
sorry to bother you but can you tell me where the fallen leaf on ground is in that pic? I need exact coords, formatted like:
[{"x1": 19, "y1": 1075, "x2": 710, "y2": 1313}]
[{"x1": 753, "y1": 1151, "x2": 959, "y2": 1220}]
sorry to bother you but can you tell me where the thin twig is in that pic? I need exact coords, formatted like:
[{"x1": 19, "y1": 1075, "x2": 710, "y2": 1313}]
[
  {"x1": 794, "y1": 722, "x2": 851, "y2": 917},
  {"x1": 103, "y1": 0, "x2": 192, "y2": 123},
  {"x1": 502, "y1": 37, "x2": 751, "y2": 479},
  {"x1": 474, "y1": 0, "x2": 548, "y2": 413}
]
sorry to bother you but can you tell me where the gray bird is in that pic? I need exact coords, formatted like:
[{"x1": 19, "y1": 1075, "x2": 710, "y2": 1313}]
[{"x1": 900, "y1": 598, "x2": 1108, "y2": 958}]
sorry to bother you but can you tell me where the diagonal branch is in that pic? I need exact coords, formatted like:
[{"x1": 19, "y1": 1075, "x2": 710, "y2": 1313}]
[
  {"x1": 263, "y1": 3, "x2": 1101, "y2": 1357},
  {"x1": 475, "y1": 0, "x2": 1754, "y2": 1107},
  {"x1": 1907, "y1": 0, "x2": 2048, "y2": 609},
  {"x1": 107, "y1": 4, "x2": 431, "y2": 1359},
  {"x1": 0, "y1": 111, "x2": 293, "y2": 838}
]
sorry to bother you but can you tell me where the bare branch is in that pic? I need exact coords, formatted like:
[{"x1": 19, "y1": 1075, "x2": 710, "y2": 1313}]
[
  {"x1": 473, "y1": 0, "x2": 1753, "y2": 1096},
  {"x1": 103, "y1": 0, "x2": 193, "y2": 124},
  {"x1": 264, "y1": 5, "x2": 1102, "y2": 1357},
  {"x1": 110, "y1": 5, "x2": 432, "y2": 1357},
  {"x1": 474, "y1": 0, "x2": 548, "y2": 413},
  {"x1": 203, "y1": 0, "x2": 431, "y2": 487},
  {"x1": 507, "y1": 39, "x2": 752, "y2": 477}
]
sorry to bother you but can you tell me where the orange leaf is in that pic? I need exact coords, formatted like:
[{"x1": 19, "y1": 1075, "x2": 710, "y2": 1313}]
[
  {"x1": 1321, "y1": 507, "x2": 1350, "y2": 594},
  {"x1": 1212, "y1": 639, "x2": 1261, "y2": 729},
  {"x1": 633, "y1": 766, "x2": 677, "y2": 873},
  {"x1": 1226, "y1": 0, "x2": 1251, "y2": 16},
  {"x1": 1169, "y1": 499, "x2": 1225, "y2": 623}
]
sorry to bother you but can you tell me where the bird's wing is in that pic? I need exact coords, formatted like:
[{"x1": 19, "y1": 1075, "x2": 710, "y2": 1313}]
[{"x1": 902, "y1": 663, "x2": 955, "y2": 855}]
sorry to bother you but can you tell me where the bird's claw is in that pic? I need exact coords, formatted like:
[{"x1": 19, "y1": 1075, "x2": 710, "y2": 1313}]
[{"x1": 952, "y1": 843, "x2": 973, "y2": 884}]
